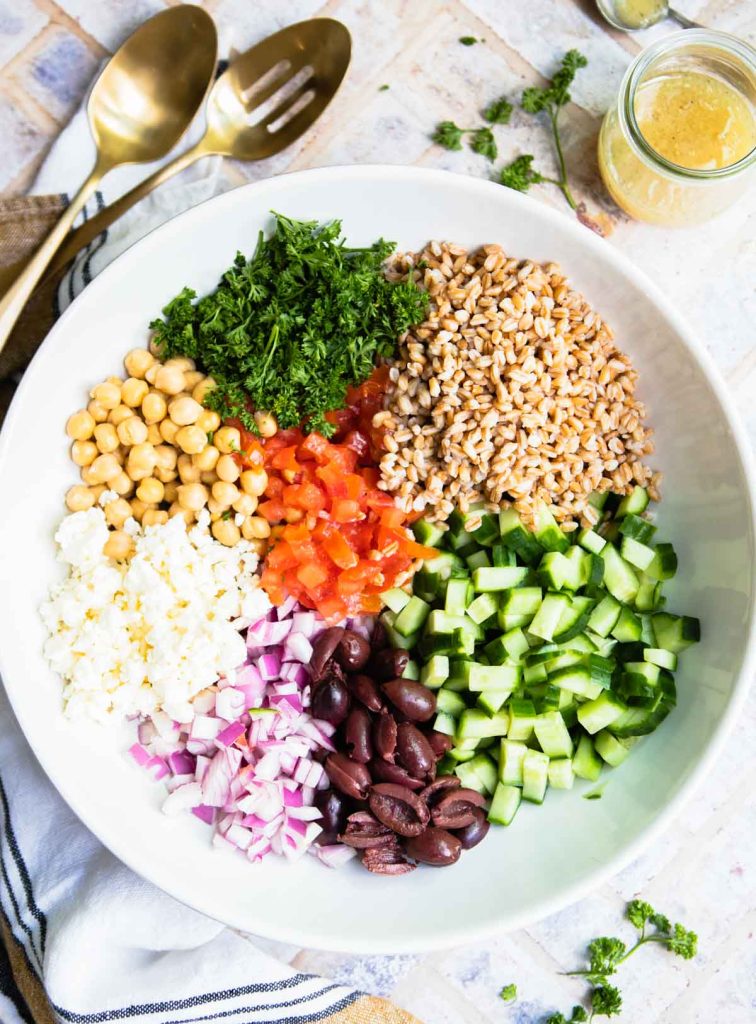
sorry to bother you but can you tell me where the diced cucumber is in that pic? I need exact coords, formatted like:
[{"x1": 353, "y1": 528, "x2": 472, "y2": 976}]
[
  {"x1": 594, "y1": 730, "x2": 632, "y2": 767},
  {"x1": 498, "y1": 738, "x2": 528, "y2": 786},
  {"x1": 533, "y1": 712, "x2": 573, "y2": 758},
  {"x1": 645, "y1": 542, "x2": 678, "y2": 581},
  {"x1": 477, "y1": 689, "x2": 512, "y2": 714},
  {"x1": 572, "y1": 733, "x2": 602, "y2": 781},
  {"x1": 492, "y1": 543, "x2": 516, "y2": 567},
  {"x1": 448, "y1": 744, "x2": 479, "y2": 763},
  {"x1": 611, "y1": 605, "x2": 642, "y2": 643},
  {"x1": 602, "y1": 544, "x2": 640, "y2": 603},
  {"x1": 524, "y1": 661, "x2": 548, "y2": 685},
  {"x1": 470, "y1": 512, "x2": 500, "y2": 547},
  {"x1": 498, "y1": 587, "x2": 543, "y2": 630},
  {"x1": 522, "y1": 749, "x2": 549, "y2": 804},
  {"x1": 420, "y1": 655, "x2": 449, "y2": 689},
  {"x1": 488, "y1": 782, "x2": 522, "y2": 825},
  {"x1": 587, "y1": 593, "x2": 622, "y2": 637},
  {"x1": 385, "y1": 624, "x2": 419, "y2": 651},
  {"x1": 549, "y1": 665, "x2": 603, "y2": 700},
  {"x1": 411, "y1": 569, "x2": 444, "y2": 603},
  {"x1": 578, "y1": 527, "x2": 607, "y2": 554},
  {"x1": 422, "y1": 550, "x2": 468, "y2": 581},
  {"x1": 462, "y1": 753, "x2": 498, "y2": 795},
  {"x1": 436, "y1": 688, "x2": 467, "y2": 716},
  {"x1": 529, "y1": 592, "x2": 571, "y2": 642},
  {"x1": 635, "y1": 575, "x2": 662, "y2": 612},
  {"x1": 548, "y1": 758, "x2": 575, "y2": 790},
  {"x1": 394, "y1": 595, "x2": 431, "y2": 636},
  {"x1": 467, "y1": 592, "x2": 499, "y2": 625},
  {"x1": 553, "y1": 595, "x2": 594, "y2": 643},
  {"x1": 465, "y1": 549, "x2": 491, "y2": 571},
  {"x1": 588, "y1": 490, "x2": 610, "y2": 511},
  {"x1": 457, "y1": 708, "x2": 509, "y2": 741},
  {"x1": 537, "y1": 684, "x2": 562, "y2": 714},
  {"x1": 587, "y1": 654, "x2": 614, "y2": 689},
  {"x1": 507, "y1": 698, "x2": 537, "y2": 741},
  {"x1": 577, "y1": 691, "x2": 627, "y2": 734},
  {"x1": 433, "y1": 711, "x2": 457, "y2": 736},
  {"x1": 403, "y1": 660, "x2": 420, "y2": 680},
  {"x1": 533, "y1": 505, "x2": 570, "y2": 553},
  {"x1": 652, "y1": 613, "x2": 700, "y2": 653},
  {"x1": 380, "y1": 588, "x2": 411, "y2": 614},
  {"x1": 618, "y1": 513, "x2": 657, "y2": 544},
  {"x1": 473, "y1": 566, "x2": 530, "y2": 592},
  {"x1": 412, "y1": 518, "x2": 447, "y2": 547},
  {"x1": 616, "y1": 486, "x2": 649, "y2": 517},
  {"x1": 643, "y1": 647, "x2": 678, "y2": 671},
  {"x1": 539, "y1": 551, "x2": 579, "y2": 592},
  {"x1": 444, "y1": 578, "x2": 472, "y2": 616},
  {"x1": 498, "y1": 508, "x2": 543, "y2": 564},
  {"x1": 459, "y1": 661, "x2": 521, "y2": 692},
  {"x1": 621, "y1": 535, "x2": 656, "y2": 571}
]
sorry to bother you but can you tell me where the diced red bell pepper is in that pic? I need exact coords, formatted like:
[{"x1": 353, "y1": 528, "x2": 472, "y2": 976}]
[
  {"x1": 331, "y1": 499, "x2": 363, "y2": 523},
  {"x1": 321, "y1": 530, "x2": 359, "y2": 570}
]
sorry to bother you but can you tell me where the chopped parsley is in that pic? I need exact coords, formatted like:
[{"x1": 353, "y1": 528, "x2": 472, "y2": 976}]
[
  {"x1": 459, "y1": 35, "x2": 478, "y2": 45},
  {"x1": 483, "y1": 96, "x2": 513, "y2": 125},
  {"x1": 432, "y1": 121, "x2": 497, "y2": 160},
  {"x1": 378, "y1": 83, "x2": 390, "y2": 91},
  {"x1": 150, "y1": 213, "x2": 427, "y2": 437},
  {"x1": 499, "y1": 983, "x2": 517, "y2": 1003},
  {"x1": 498, "y1": 154, "x2": 547, "y2": 192}
]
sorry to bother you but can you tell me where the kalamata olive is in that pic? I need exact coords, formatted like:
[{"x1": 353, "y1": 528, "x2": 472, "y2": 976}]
[
  {"x1": 428, "y1": 731, "x2": 454, "y2": 758},
  {"x1": 382, "y1": 679, "x2": 437, "y2": 722},
  {"x1": 361, "y1": 838, "x2": 416, "y2": 875},
  {"x1": 310, "y1": 627, "x2": 345, "y2": 677},
  {"x1": 368, "y1": 783, "x2": 430, "y2": 837},
  {"x1": 431, "y1": 788, "x2": 487, "y2": 829},
  {"x1": 325, "y1": 753, "x2": 371, "y2": 800},
  {"x1": 339, "y1": 811, "x2": 393, "y2": 849},
  {"x1": 369, "y1": 620, "x2": 389, "y2": 650},
  {"x1": 371, "y1": 647, "x2": 410, "y2": 681},
  {"x1": 335, "y1": 630, "x2": 371, "y2": 671},
  {"x1": 311, "y1": 674, "x2": 350, "y2": 726},
  {"x1": 396, "y1": 723, "x2": 436, "y2": 779},
  {"x1": 373, "y1": 712, "x2": 398, "y2": 761},
  {"x1": 348, "y1": 674, "x2": 384, "y2": 713},
  {"x1": 370, "y1": 758, "x2": 424, "y2": 790},
  {"x1": 345, "y1": 707, "x2": 373, "y2": 764},
  {"x1": 313, "y1": 788, "x2": 348, "y2": 843},
  {"x1": 421, "y1": 775, "x2": 461, "y2": 809},
  {"x1": 405, "y1": 827, "x2": 462, "y2": 866},
  {"x1": 455, "y1": 808, "x2": 490, "y2": 850}
]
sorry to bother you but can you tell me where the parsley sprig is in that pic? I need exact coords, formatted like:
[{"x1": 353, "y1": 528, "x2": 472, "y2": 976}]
[
  {"x1": 150, "y1": 213, "x2": 428, "y2": 437},
  {"x1": 432, "y1": 121, "x2": 498, "y2": 160}
]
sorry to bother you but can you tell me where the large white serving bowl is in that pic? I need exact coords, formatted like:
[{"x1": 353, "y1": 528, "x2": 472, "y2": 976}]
[{"x1": 0, "y1": 166, "x2": 754, "y2": 953}]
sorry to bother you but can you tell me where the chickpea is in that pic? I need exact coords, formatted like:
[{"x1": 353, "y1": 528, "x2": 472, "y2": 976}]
[
  {"x1": 142, "y1": 509, "x2": 169, "y2": 527},
  {"x1": 196, "y1": 409, "x2": 220, "y2": 434},
  {"x1": 200, "y1": 470, "x2": 218, "y2": 486},
  {"x1": 129, "y1": 498, "x2": 150, "y2": 522},
  {"x1": 159, "y1": 418, "x2": 179, "y2": 445},
  {"x1": 121, "y1": 377, "x2": 149, "y2": 408},
  {"x1": 89, "y1": 484, "x2": 107, "y2": 503},
  {"x1": 144, "y1": 363, "x2": 160, "y2": 385},
  {"x1": 193, "y1": 445, "x2": 219, "y2": 472},
  {"x1": 110, "y1": 471, "x2": 135, "y2": 497},
  {"x1": 146, "y1": 424, "x2": 162, "y2": 446},
  {"x1": 163, "y1": 480, "x2": 179, "y2": 504},
  {"x1": 124, "y1": 348, "x2": 155, "y2": 379},
  {"x1": 177, "y1": 482, "x2": 209, "y2": 512},
  {"x1": 117, "y1": 415, "x2": 149, "y2": 447},
  {"x1": 212, "y1": 518, "x2": 241, "y2": 547},
  {"x1": 107, "y1": 375, "x2": 124, "y2": 388},
  {"x1": 104, "y1": 497, "x2": 132, "y2": 529},
  {"x1": 168, "y1": 395, "x2": 202, "y2": 426},
  {"x1": 136, "y1": 477, "x2": 164, "y2": 504},
  {"x1": 104, "y1": 530, "x2": 134, "y2": 560},
  {"x1": 248, "y1": 537, "x2": 268, "y2": 557},
  {"x1": 215, "y1": 453, "x2": 241, "y2": 483},
  {"x1": 65, "y1": 485, "x2": 95, "y2": 512},
  {"x1": 126, "y1": 443, "x2": 157, "y2": 481},
  {"x1": 155, "y1": 365, "x2": 186, "y2": 395},
  {"x1": 165, "y1": 356, "x2": 195, "y2": 371},
  {"x1": 240, "y1": 468, "x2": 268, "y2": 497},
  {"x1": 214, "y1": 426, "x2": 241, "y2": 454},
  {"x1": 254, "y1": 410, "x2": 278, "y2": 438},
  {"x1": 87, "y1": 399, "x2": 109, "y2": 423},
  {"x1": 90, "y1": 381, "x2": 121, "y2": 410},
  {"x1": 207, "y1": 497, "x2": 226, "y2": 516},
  {"x1": 108, "y1": 404, "x2": 133, "y2": 427},
  {"x1": 80, "y1": 464, "x2": 100, "y2": 486},
  {"x1": 71, "y1": 439, "x2": 97, "y2": 467},
  {"x1": 155, "y1": 466, "x2": 177, "y2": 485},
  {"x1": 94, "y1": 423, "x2": 119, "y2": 454},
  {"x1": 211, "y1": 480, "x2": 239, "y2": 507},
  {"x1": 67, "y1": 409, "x2": 96, "y2": 441},
  {"x1": 177, "y1": 454, "x2": 201, "y2": 483},
  {"x1": 183, "y1": 370, "x2": 204, "y2": 390},
  {"x1": 141, "y1": 392, "x2": 167, "y2": 425},
  {"x1": 175, "y1": 425, "x2": 207, "y2": 455},
  {"x1": 192, "y1": 376, "x2": 216, "y2": 404},
  {"x1": 89, "y1": 452, "x2": 122, "y2": 483},
  {"x1": 168, "y1": 502, "x2": 195, "y2": 524},
  {"x1": 148, "y1": 337, "x2": 162, "y2": 357},
  {"x1": 244, "y1": 515, "x2": 271, "y2": 539},
  {"x1": 233, "y1": 492, "x2": 257, "y2": 517},
  {"x1": 154, "y1": 444, "x2": 177, "y2": 472}
]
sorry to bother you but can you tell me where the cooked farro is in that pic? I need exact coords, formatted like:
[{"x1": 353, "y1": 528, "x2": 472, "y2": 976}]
[{"x1": 378, "y1": 242, "x2": 657, "y2": 528}]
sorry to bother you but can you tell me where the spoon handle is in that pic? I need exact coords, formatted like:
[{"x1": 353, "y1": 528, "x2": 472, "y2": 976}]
[
  {"x1": 0, "y1": 163, "x2": 106, "y2": 355},
  {"x1": 47, "y1": 141, "x2": 210, "y2": 278},
  {"x1": 667, "y1": 7, "x2": 704, "y2": 29}
]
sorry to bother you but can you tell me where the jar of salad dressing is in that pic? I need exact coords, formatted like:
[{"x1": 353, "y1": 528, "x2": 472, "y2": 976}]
[{"x1": 599, "y1": 31, "x2": 756, "y2": 226}]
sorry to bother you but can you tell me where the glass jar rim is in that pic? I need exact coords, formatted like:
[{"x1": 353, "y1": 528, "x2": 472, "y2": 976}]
[{"x1": 619, "y1": 29, "x2": 756, "y2": 181}]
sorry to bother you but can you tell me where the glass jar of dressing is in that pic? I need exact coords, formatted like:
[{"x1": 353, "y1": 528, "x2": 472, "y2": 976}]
[{"x1": 599, "y1": 30, "x2": 756, "y2": 225}]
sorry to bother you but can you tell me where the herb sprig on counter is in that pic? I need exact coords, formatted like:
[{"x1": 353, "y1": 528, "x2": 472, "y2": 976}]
[
  {"x1": 150, "y1": 213, "x2": 427, "y2": 436},
  {"x1": 433, "y1": 121, "x2": 498, "y2": 159}
]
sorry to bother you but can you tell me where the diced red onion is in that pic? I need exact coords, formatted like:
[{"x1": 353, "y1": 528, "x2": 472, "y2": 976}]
[
  {"x1": 312, "y1": 844, "x2": 358, "y2": 869},
  {"x1": 215, "y1": 687, "x2": 246, "y2": 722},
  {"x1": 192, "y1": 690, "x2": 216, "y2": 715},
  {"x1": 190, "y1": 715, "x2": 222, "y2": 741},
  {"x1": 129, "y1": 743, "x2": 151, "y2": 767},
  {"x1": 216, "y1": 721, "x2": 245, "y2": 748},
  {"x1": 257, "y1": 652, "x2": 281, "y2": 681},
  {"x1": 162, "y1": 781, "x2": 203, "y2": 816}
]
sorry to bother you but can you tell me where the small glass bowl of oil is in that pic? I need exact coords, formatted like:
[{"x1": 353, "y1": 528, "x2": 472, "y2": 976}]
[{"x1": 599, "y1": 30, "x2": 756, "y2": 225}]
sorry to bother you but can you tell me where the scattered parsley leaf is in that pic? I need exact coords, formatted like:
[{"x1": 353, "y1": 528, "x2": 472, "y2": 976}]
[
  {"x1": 590, "y1": 984, "x2": 622, "y2": 1018},
  {"x1": 626, "y1": 900, "x2": 654, "y2": 930},
  {"x1": 498, "y1": 154, "x2": 549, "y2": 193},
  {"x1": 378, "y1": 83, "x2": 389, "y2": 91},
  {"x1": 499, "y1": 983, "x2": 517, "y2": 1002},
  {"x1": 459, "y1": 35, "x2": 478, "y2": 45},
  {"x1": 221, "y1": 509, "x2": 232, "y2": 521},
  {"x1": 483, "y1": 96, "x2": 513, "y2": 124},
  {"x1": 432, "y1": 120, "x2": 465, "y2": 151},
  {"x1": 545, "y1": 1007, "x2": 587, "y2": 1024},
  {"x1": 471, "y1": 126, "x2": 497, "y2": 160},
  {"x1": 151, "y1": 213, "x2": 427, "y2": 437},
  {"x1": 666, "y1": 923, "x2": 698, "y2": 960}
]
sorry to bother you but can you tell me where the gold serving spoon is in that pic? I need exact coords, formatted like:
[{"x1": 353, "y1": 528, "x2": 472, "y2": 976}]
[
  {"x1": 47, "y1": 19, "x2": 352, "y2": 276},
  {"x1": 0, "y1": 5, "x2": 217, "y2": 355},
  {"x1": 596, "y1": 0, "x2": 703, "y2": 31}
]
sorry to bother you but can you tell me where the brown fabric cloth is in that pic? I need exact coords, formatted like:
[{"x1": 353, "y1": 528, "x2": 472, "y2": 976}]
[{"x1": 0, "y1": 194, "x2": 68, "y2": 387}]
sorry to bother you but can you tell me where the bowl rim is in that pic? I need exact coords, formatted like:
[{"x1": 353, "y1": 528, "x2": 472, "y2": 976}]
[{"x1": 1, "y1": 163, "x2": 754, "y2": 953}]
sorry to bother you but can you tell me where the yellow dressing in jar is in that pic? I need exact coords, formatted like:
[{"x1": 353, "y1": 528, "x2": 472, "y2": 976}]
[
  {"x1": 599, "y1": 31, "x2": 756, "y2": 226},
  {"x1": 614, "y1": 0, "x2": 666, "y2": 30}
]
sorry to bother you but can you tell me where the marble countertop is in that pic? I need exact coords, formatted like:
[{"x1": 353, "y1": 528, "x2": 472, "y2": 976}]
[{"x1": 2, "y1": 1, "x2": 755, "y2": 1021}]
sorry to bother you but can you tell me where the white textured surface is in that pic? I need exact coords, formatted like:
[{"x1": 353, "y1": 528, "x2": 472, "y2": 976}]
[{"x1": 1, "y1": 1, "x2": 755, "y2": 1021}]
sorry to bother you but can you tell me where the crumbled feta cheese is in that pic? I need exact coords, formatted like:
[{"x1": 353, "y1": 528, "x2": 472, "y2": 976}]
[{"x1": 40, "y1": 509, "x2": 265, "y2": 724}]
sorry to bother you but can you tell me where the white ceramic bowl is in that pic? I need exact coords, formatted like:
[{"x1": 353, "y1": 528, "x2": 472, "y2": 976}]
[{"x1": 0, "y1": 167, "x2": 754, "y2": 953}]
